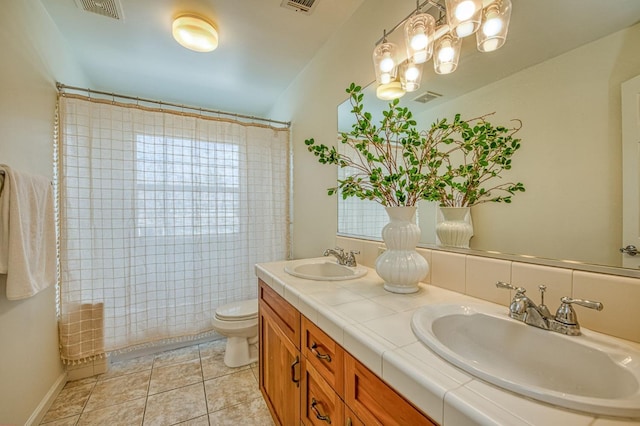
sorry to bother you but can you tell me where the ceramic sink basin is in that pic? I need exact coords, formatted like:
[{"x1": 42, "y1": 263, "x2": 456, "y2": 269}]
[
  {"x1": 411, "y1": 303, "x2": 640, "y2": 417},
  {"x1": 284, "y1": 259, "x2": 367, "y2": 281}
]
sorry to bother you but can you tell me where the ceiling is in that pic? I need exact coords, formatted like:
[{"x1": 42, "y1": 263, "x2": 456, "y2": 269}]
[
  {"x1": 41, "y1": 0, "x2": 640, "y2": 119},
  {"x1": 40, "y1": 0, "x2": 365, "y2": 117}
]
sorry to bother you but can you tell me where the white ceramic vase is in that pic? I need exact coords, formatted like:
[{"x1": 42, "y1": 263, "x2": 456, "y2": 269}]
[
  {"x1": 436, "y1": 206, "x2": 474, "y2": 248},
  {"x1": 375, "y1": 206, "x2": 429, "y2": 294}
]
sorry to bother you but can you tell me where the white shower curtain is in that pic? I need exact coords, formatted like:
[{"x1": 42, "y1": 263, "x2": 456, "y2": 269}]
[{"x1": 56, "y1": 95, "x2": 289, "y2": 363}]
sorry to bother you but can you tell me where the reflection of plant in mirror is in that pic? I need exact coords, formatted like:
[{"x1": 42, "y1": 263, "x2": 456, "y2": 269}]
[
  {"x1": 305, "y1": 83, "x2": 443, "y2": 207},
  {"x1": 305, "y1": 83, "x2": 525, "y2": 208},
  {"x1": 427, "y1": 113, "x2": 525, "y2": 207}
]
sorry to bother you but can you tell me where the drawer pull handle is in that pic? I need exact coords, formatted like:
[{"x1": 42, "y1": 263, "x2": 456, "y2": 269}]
[
  {"x1": 311, "y1": 342, "x2": 332, "y2": 362},
  {"x1": 291, "y1": 356, "x2": 300, "y2": 387},
  {"x1": 311, "y1": 398, "x2": 332, "y2": 424}
]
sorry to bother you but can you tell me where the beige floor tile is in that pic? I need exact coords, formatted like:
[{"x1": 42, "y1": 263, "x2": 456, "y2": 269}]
[
  {"x1": 174, "y1": 415, "x2": 210, "y2": 425},
  {"x1": 41, "y1": 382, "x2": 94, "y2": 423},
  {"x1": 77, "y1": 397, "x2": 145, "y2": 425},
  {"x1": 250, "y1": 364, "x2": 259, "y2": 383},
  {"x1": 200, "y1": 344, "x2": 249, "y2": 380},
  {"x1": 144, "y1": 383, "x2": 208, "y2": 426},
  {"x1": 100, "y1": 354, "x2": 155, "y2": 380},
  {"x1": 84, "y1": 370, "x2": 151, "y2": 412},
  {"x1": 149, "y1": 358, "x2": 203, "y2": 395},
  {"x1": 208, "y1": 397, "x2": 274, "y2": 426},
  {"x1": 198, "y1": 339, "x2": 226, "y2": 358},
  {"x1": 40, "y1": 415, "x2": 80, "y2": 426},
  {"x1": 62, "y1": 376, "x2": 98, "y2": 390},
  {"x1": 204, "y1": 370, "x2": 261, "y2": 413},
  {"x1": 153, "y1": 345, "x2": 201, "y2": 369}
]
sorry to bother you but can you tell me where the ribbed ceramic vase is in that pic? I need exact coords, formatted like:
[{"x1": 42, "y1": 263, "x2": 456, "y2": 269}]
[
  {"x1": 436, "y1": 207, "x2": 474, "y2": 248},
  {"x1": 375, "y1": 206, "x2": 429, "y2": 294}
]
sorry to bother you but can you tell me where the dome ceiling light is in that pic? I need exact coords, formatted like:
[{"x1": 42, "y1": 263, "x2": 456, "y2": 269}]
[{"x1": 172, "y1": 14, "x2": 219, "y2": 53}]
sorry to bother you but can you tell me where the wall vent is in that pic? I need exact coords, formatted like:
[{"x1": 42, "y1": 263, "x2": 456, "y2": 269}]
[
  {"x1": 412, "y1": 91, "x2": 443, "y2": 104},
  {"x1": 280, "y1": 0, "x2": 319, "y2": 15},
  {"x1": 74, "y1": 0, "x2": 124, "y2": 20}
]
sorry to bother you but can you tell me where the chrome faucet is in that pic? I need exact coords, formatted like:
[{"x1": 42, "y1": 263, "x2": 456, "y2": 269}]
[
  {"x1": 496, "y1": 281, "x2": 603, "y2": 336},
  {"x1": 323, "y1": 247, "x2": 359, "y2": 267}
]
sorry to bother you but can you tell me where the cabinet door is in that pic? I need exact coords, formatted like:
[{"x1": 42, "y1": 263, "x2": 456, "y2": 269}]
[
  {"x1": 344, "y1": 353, "x2": 438, "y2": 426},
  {"x1": 301, "y1": 357, "x2": 344, "y2": 426},
  {"x1": 259, "y1": 282, "x2": 301, "y2": 426},
  {"x1": 345, "y1": 407, "x2": 365, "y2": 426}
]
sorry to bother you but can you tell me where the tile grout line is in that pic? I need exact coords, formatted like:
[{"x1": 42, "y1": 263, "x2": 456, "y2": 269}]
[{"x1": 198, "y1": 342, "x2": 213, "y2": 426}]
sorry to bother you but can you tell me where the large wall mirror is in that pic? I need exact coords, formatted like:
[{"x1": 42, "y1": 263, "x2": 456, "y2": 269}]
[{"x1": 337, "y1": 0, "x2": 640, "y2": 274}]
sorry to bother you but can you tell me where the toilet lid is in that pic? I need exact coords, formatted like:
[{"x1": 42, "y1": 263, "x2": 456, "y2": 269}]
[{"x1": 215, "y1": 299, "x2": 258, "y2": 321}]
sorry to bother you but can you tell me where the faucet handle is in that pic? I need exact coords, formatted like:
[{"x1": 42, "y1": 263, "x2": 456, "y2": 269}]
[
  {"x1": 560, "y1": 297, "x2": 603, "y2": 311},
  {"x1": 555, "y1": 297, "x2": 603, "y2": 326},
  {"x1": 496, "y1": 281, "x2": 526, "y2": 295}
]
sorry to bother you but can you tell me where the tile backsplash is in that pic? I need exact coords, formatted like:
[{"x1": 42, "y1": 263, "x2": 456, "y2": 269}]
[{"x1": 336, "y1": 236, "x2": 640, "y2": 343}]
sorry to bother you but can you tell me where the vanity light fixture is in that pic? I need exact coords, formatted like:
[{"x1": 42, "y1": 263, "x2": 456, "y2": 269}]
[
  {"x1": 372, "y1": 0, "x2": 512, "y2": 99},
  {"x1": 476, "y1": 0, "x2": 512, "y2": 52},
  {"x1": 172, "y1": 14, "x2": 219, "y2": 53}
]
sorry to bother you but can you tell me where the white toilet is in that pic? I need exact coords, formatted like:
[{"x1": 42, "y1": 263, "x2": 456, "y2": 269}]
[{"x1": 211, "y1": 298, "x2": 259, "y2": 368}]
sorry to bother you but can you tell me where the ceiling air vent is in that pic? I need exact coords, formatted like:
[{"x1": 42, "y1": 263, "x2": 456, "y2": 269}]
[
  {"x1": 280, "y1": 0, "x2": 319, "y2": 15},
  {"x1": 413, "y1": 91, "x2": 443, "y2": 104},
  {"x1": 74, "y1": 0, "x2": 124, "y2": 20}
]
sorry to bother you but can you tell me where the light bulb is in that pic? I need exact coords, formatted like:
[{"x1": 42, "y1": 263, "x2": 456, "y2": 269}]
[
  {"x1": 380, "y1": 55, "x2": 395, "y2": 73},
  {"x1": 380, "y1": 73, "x2": 392, "y2": 84},
  {"x1": 405, "y1": 65, "x2": 420, "y2": 81},
  {"x1": 454, "y1": 0, "x2": 477, "y2": 20},
  {"x1": 483, "y1": 16, "x2": 503, "y2": 36},
  {"x1": 438, "y1": 45, "x2": 455, "y2": 62},
  {"x1": 456, "y1": 22, "x2": 475, "y2": 37},
  {"x1": 410, "y1": 33, "x2": 428, "y2": 51}
]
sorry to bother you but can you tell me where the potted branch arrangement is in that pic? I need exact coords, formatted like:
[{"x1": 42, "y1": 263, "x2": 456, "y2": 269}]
[
  {"x1": 305, "y1": 83, "x2": 525, "y2": 293},
  {"x1": 423, "y1": 113, "x2": 525, "y2": 248}
]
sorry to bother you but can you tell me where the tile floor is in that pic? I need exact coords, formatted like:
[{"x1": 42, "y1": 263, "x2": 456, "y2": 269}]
[{"x1": 41, "y1": 339, "x2": 274, "y2": 426}]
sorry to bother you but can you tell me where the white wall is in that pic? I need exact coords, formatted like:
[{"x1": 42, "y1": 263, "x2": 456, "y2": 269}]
[
  {"x1": 270, "y1": 0, "x2": 640, "y2": 265},
  {"x1": 269, "y1": 0, "x2": 416, "y2": 258},
  {"x1": 0, "y1": 1, "x2": 88, "y2": 424},
  {"x1": 412, "y1": 24, "x2": 640, "y2": 265}
]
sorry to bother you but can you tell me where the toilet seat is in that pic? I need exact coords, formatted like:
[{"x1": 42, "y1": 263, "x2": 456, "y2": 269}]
[{"x1": 215, "y1": 299, "x2": 258, "y2": 322}]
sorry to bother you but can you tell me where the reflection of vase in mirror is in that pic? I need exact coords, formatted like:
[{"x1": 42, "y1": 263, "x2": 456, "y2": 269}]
[
  {"x1": 375, "y1": 206, "x2": 429, "y2": 294},
  {"x1": 436, "y1": 207, "x2": 473, "y2": 249}
]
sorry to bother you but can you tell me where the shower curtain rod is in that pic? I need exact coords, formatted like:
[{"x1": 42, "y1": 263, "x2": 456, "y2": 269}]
[{"x1": 56, "y1": 83, "x2": 291, "y2": 128}]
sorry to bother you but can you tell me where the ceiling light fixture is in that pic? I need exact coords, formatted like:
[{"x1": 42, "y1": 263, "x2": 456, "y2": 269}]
[
  {"x1": 372, "y1": 0, "x2": 512, "y2": 99},
  {"x1": 172, "y1": 14, "x2": 219, "y2": 53}
]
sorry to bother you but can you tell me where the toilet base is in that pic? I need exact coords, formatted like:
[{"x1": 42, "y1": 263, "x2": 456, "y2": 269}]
[{"x1": 223, "y1": 336, "x2": 258, "y2": 368}]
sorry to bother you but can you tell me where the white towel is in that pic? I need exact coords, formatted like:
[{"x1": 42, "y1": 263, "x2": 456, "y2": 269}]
[{"x1": 0, "y1": 165, "x2": 56, "y2": 300}]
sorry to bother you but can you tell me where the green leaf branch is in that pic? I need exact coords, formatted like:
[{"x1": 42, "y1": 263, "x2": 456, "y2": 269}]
[{"x1": 305, "y1": 83, "x2": 525, "y2": 208}]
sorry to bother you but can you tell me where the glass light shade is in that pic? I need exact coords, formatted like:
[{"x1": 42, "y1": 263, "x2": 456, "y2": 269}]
[
  {"x1": 373, "y1": 42, "x2": 400, "y2": 86},
  {"x1": 400, "y1": 60, "x2": 423, "y2": 92},
  {"x1": 172, "y1": 15, "x2": 219, "y2": 52},
  {"x1": 476, "y1": 0, "x2": 512, "y2": 52},
  {"x1": 376, "y1": 81, "x2": 406, "y2": 100},
  {"x1": 434, "y1": 33, "x2": 462, "y2": 74},
  {"x1": 404, "y1": 13, "x2": 436, "y2": 64},
  {"x1": 445, "y1": 0, "x2": 483, "y2": 38}
]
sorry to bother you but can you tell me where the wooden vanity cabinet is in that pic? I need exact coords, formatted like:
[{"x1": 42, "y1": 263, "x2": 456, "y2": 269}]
[
  {"x1": 258, "y1": 280, "x2": 301, "y2": 425},
  {"x1": 344, "y1": 354, "x2": 437, "y2": 426},
  {"x1": 259, "y1": 278, "x2": 438, "y2": 426}
]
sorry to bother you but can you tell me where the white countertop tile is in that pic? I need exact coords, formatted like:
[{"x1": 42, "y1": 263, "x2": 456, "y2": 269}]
[{"x1": 255, "y1": 259, "x2": 630, "y2": 425}]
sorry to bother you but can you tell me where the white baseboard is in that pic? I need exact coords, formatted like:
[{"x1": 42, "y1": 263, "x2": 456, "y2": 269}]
[{"x1": 25, "y1": 371, "x2": 67, "y2": 426}]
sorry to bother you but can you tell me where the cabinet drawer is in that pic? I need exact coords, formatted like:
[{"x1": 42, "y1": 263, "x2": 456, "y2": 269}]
[
  {"x1": 259, "y1": 279, "x2": 300, "y2": 349},
  {"x1": 302, "y1": 358, "x2": 344, "y2": 426},
  {"x1": 344, "y1": 353, "x2": 438, "y2": 426},
  {"x1": 302, "y1": 316, "x2": 344, "y2": 398}
]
